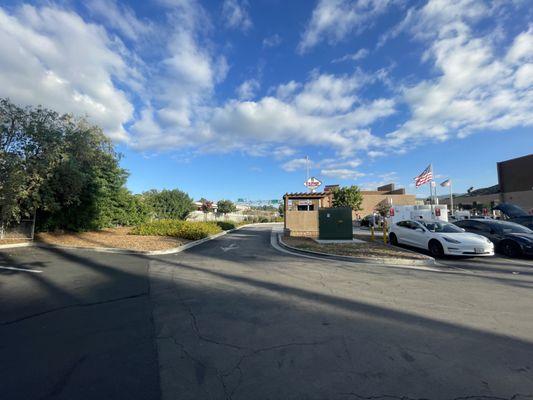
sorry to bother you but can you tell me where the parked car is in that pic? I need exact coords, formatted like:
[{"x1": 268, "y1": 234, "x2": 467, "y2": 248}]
[
  {"x1": 360, "y1": 214, "x2": 383, "y2": 227},
  {"x1": 493, "y1": 203, "x2": 533, "y2": 229},
  {"x1": 453, "y1": 219, "x2": 533, "y2": 257},
  {"x1": 389, "y1": 219, "x2": 494, "y2": 258}
]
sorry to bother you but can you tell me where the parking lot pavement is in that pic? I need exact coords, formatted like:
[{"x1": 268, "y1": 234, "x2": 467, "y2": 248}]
[
  {"x1": 390, "y1": 242, "x2": 533, "y2": 274},
  {"x1": 0, "y1": 247, "x2": 160, "y2": 400},
  {"x1": 2, "y1": 226, "x2": 533, "y2": 400},
  {"x1": 151, "y1": 225, "x2": 533, "y2": 399}
]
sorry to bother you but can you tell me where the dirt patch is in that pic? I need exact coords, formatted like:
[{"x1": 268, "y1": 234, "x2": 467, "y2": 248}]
[
  {"x1": 283, "y1": 236, "x2": 431, "y2": 260},
  {"x1": 36, "y1": 227, "x2": 189, "y2": 252}
]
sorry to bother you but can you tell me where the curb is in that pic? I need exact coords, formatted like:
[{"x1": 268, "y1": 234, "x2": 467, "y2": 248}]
[
  {"x1": 277, "y1": 234, "x2": 436, "y2": 267},
  {"x1": 0, "y1": 223, "x2": 281, "y2": 255},
  {"x1": 0, "y1": 242, "x2": 34, "y2": 250}
]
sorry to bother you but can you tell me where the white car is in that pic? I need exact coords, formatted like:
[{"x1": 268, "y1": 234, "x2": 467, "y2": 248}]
[{"x1": 389, "y1": 219, "x2": 494, "y2": 257}]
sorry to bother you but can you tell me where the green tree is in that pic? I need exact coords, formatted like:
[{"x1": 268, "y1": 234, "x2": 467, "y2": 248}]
[
  {"x1": 35, "y1": 119, "x2": 132, "y2": 231},
  {"x1": 217, "y1": 199, "x2": 236, "y2": 217},
  {"x1": 143, "y1": 189, "x2": 195, "y2": 220},
  {"x1": 374, "y1": 200, "x2": 390, "y2": 217},
  {"x1": 1, "y1": 98, "x2": 147, "y2": 231},
  {"x1": 332, "y1": 185, "x2": 363, "y2": 211}
]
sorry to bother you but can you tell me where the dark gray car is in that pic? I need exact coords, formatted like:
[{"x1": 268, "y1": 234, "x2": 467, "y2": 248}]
[{"x1": 454, "y1": 219, "x2": 533, "y2": 257}]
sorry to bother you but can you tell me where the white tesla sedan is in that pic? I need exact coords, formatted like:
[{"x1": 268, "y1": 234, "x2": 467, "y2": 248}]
[{"x1": 389, "y1": 219, "x2": 494, "y2": 257}]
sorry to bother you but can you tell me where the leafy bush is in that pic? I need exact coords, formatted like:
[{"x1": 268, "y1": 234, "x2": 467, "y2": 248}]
[
  {"x1": 216, "y1": 221, "x2": 238, "y2": 230},
  {"x1": 142, "y1": 189, "x2": 195, "y2": 220},
  {"x1": 131, "y1": 220, "x2": 222, "y2": 240}
]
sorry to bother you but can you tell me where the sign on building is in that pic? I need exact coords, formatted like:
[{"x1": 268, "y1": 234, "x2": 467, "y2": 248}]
[{"x1": 304, "y1": 177, "x2": 322, "y2": 192}]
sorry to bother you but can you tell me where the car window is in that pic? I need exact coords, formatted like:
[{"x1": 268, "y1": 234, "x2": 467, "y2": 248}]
[
  {"x1": 408, "y1": 221, "x2": 423, "y2": 230},
  {"x1": 470, "y1": 221, "x2": 491, "y2": 232},
  {"x1": 500, "y1": 222, "x2": 533, "y2": 234},
  {"x1": 455, "y1": 220, "x2": 471, "y2": 228},
  {"x1": 421, "y1": 221, "x2": 463, "y2": 233},
  {"x1": 396, "y1": 221, "x2": 409, "y2": 228}
]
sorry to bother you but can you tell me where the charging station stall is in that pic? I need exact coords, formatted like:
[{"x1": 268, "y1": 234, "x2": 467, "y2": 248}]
[{"x1": 388, "y1": 204, "x2": 449, "y2": 225}]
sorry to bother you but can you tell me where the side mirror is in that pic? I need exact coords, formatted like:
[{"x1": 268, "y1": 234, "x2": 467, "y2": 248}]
[
  {"x1": 416, "y1": 227, "x2": 424, "y2": 232},
  {"x1": 461, "y1": 228, "x2": 465, "y2": 232}
]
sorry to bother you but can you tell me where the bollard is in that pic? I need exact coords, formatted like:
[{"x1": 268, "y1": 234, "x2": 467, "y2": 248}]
[
  {"x1": 383, "y1": 225, "x2": 388, "y2": 244},
  {"x1": 370, "y1": 225, "x2": 374, "y2": 241}
]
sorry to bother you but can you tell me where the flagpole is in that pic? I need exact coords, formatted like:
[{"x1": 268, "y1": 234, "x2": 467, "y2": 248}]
[
  {"x1": 430, "y1": 164, "x2": 434, "y2": 217},
  {"x1": 449, "y1": 180, "x2": 454, "y2": 216},
  {"x1": 305, "y1": 156, "x2": 310, "y2": 193}
]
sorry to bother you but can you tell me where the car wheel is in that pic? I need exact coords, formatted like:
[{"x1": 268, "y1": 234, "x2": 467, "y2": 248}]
[
  {"x1": 501, "y1": 240, "x2": 521, "y2": 258},
  {"x1": 428, "y1": 240, "x2": 444, "y2": 258},
  {"x1": 389, "y1": 233, "x2": 398, "y2": 246}
]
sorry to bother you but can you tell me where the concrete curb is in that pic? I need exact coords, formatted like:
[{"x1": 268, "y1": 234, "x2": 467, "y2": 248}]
[
  {"x1": 278, "y1": 234, "x2": 436, "y2": 267},
  {"x1": 0, "y1": 242, "x2": 35, "y2": 250},
  {"x1": 0, "y1": 223, "x2": 281, "y2": 255}
]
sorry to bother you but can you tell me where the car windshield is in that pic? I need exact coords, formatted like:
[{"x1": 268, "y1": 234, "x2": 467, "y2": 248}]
[
  {"x1": 500, "y1": 223, "x2": 533, "y2": 234},
  {"x1": 421, "y1": 221, "x2": 463, "y2": 233}
]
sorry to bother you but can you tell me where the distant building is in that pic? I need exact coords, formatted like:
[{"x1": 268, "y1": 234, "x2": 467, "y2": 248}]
[
  {"x1": 440, "y1": 154, "x2": 533, "y2": 213},
  {"x1": 283, "y1": 183, "x2": 416, "y2": 237}
]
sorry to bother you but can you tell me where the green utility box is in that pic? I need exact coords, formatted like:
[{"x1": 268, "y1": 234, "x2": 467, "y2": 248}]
[{"x1": 318, "y1": 207, "x2": 353, "y2": 240}]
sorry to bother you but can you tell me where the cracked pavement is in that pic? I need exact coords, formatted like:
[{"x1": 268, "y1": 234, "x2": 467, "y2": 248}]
[
  {"x1": 150, "y1": 225, "x2": 533, "y2": 399},
  {"x1": 1, "y1": 225, "x2": 533, "y2": 399}
]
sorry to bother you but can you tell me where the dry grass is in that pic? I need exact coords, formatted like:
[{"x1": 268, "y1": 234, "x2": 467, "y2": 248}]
[
  {"x1": 36, "y1": 227, "x2": 189, "y2": 252},
  {"x1": 0, "y1": 238, "x2": 31, "y2": 245},
  {"x1": 283, "y1": 236, "x2": 431, "y2": 260}
]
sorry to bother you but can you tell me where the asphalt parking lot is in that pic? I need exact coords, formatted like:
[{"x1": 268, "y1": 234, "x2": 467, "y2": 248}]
[
  {"x1": 0, "y1": 246, "x2": 160, "y2": 400},
  {"x1": 1, "y1": 226, "x2": 533, "y2": 399}
]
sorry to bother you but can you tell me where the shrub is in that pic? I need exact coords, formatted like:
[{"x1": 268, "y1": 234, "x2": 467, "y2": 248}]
[
  {"x1": 216, "y1": 221, "x2": 237, "y2": 230},
  {"x1": 142, "y1": 189, "x2": 195, "y2": 220},
  {"x1": 131, "y1": 220, "x2": 221, "y2": 241}
]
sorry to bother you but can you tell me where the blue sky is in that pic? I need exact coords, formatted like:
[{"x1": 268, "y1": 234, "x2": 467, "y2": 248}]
[{"x1": 1, "y1": 0, "x2": 532, "y2": 201}]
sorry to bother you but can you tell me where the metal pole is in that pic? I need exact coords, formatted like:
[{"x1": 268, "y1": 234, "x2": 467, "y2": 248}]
[
  {"x1": 449, "y1": 181, "x2": 454, "y2": 216},
  {"x1": 31, "y1": 209, "x2": 36, "y2": 240},
  {"x1": 430, "y1": 164, "x2": 434, "y2": 217},
  {"x1": 306, "y1": 156, "x2": 310, "y2": 192}
]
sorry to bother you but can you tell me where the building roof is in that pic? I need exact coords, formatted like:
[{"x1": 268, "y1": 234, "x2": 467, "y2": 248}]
[{"x1": 284, "y1": 192, "x2": 329, "y2": 198}]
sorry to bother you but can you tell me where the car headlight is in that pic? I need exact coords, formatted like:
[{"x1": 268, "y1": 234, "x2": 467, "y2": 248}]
[{"x1": 443, "y1": 236, "x2": 461, "y2": 244}]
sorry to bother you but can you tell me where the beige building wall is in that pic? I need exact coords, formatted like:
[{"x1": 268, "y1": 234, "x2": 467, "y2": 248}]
[
  {"x1": 355, "y1": 194, "x2": 417, "y2": 218},
  {"x1": 284, "y1": 210, "x2": 319, "y2": 237},
  {"x1": 502, "y1": 190, "x2": 533, "y2": 213}
]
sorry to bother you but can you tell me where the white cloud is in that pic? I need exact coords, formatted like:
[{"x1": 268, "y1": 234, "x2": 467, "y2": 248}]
[
  {"x1": 272, "y1": 146, "x2": 296, "y2": 159},
  {"x1": 263, "y1": 33, "x2": 282, "y2": 48},
  {"x1": 208, "y1": 80, "x2": 393, "y2": 156},
  {"x1": 86, "y1": 0, "x2": 151, "y2": 41},
  {"x1": 386, "y1": 0, "x2": 533, "y2": 147},
  {"x1": 0, "y1": 5, "x2": 134, "y2": 141},
  {"x1": 368, "y1": 150, "x2": 386, "y2": 158},
  {"x1": 318, "y1": 158, "x2": 364, "y2": 180},
  {"x1": 130, "y1": 0, "x2": 228, "y2": 149},
  {"x1": 236, "y1": 79, "x2": 260, "y2": 100},
  {"x1": 321, "y1": 169, "x2": 365, "y2": 180},
  {"x1": 332, "y1": 48, "x2": 369, "y2": 63},
  {"x1": 298, "y1": 0, "x2": 401, "y2": 53},
  {"x1": 282, "y1": 158, "x2": 312, "y2": 172},
  {"x1": 222, "y1": 0, "x2": 252, "y2": 31}
]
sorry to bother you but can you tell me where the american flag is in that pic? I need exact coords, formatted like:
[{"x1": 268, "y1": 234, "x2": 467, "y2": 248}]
[{"x1": 415, "y1": 165, "x2": 433, "y2": 187}]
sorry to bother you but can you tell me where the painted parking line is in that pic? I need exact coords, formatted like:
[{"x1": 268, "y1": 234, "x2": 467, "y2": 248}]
[{"x1": 0, "y1": 265, "x2": 42, "y2": 273}]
